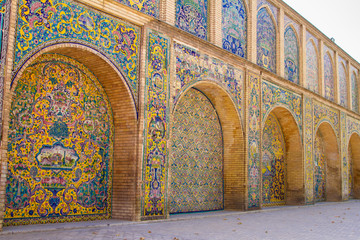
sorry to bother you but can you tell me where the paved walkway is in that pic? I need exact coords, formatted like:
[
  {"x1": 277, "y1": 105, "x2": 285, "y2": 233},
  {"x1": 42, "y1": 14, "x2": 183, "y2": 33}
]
[{"x1": 1, "y1": 200, "x2": 360, "y2": 240}]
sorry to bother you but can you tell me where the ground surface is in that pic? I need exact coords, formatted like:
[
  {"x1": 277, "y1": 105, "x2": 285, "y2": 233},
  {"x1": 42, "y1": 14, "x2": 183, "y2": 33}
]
[{"x1": 1, "y1": 200, "x2": 360, "y2": 240}]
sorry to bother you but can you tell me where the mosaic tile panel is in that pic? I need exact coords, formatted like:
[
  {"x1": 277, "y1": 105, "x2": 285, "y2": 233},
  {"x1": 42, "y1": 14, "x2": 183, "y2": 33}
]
[
  {"x1": 338, "y1": 58, "x2": 347, "y2": 108},
  {"x1": 0, "y1": 0, "x2": 10, "y2": 75},
  {"x1": 142, "y1": 31, "x2": 170, "y2": 217},
  {"x1": 257, "y1": 7, "x2": 276, "y2": 73},
  {"x1": 222, "y1": 0, "x2": 247, "y2": 58},
  {"x1": 349, "y1": 145, "x2": 354, "y2": 198},
  {"x1": 5, "y1": 54, "x2": 114, "y2": 225},
  {"x1": 248, "y1": 72, "x2": 261, "y2": 209},
  {"x1": 347, "y1": 116, "x2": 360, "y2": 199},
  {"x1": 262, "y1": 112, "x2": 286, "y2": 207},
  {"x1": 262, "y1": 81, "x2": 302, "y2": 135},
  {"x1": 324, "y1": 49, "x2": 335, "y2": 102},
  {"x1": 174, "y1": 42, "x2": 244, "y2": 120},
  {"x1": 351, "y1": 70, "x2": 359, "y2": 113},
  {"x1": 284, "y1": 26, "x2": 299, "y2": 84},
  {"x1": 115, "y1": 0, "x2": 159, "y2": 18},
  {"x1": 341, "y1": 112, "x2": 348, "y2": 200},
  {"x1": 284, "y1": 15, "x2": 299, "y2": 36},
  {"x1": 313, "y1": 101, "x2": 339, "y2": 138},
  {"x1": 0, "y1": 0, "x2": 11, "y2": 141},
  {"x1": 14, "y1": 0, "x2": 140, "y2": 101},
  {"x1": 314, "y1": 131, "x2": 326, "y2": 202},
  {"x1": 304, "y1": 97, "x2": 314, "y2": 204},
  {"x1": 306, "y1": 38, "x2": 319, "y2": 93},
  {"x1": 347, "y1": 116, "x2": 360, "y2": 139},
  {"x1": 176, "y1": 0, "x2": 208, "y2": 40},
  {"x1": 257, "y1": 0, "x2": 277, "y2": 23},
  {"x1": 170, "y1": 88, "x2": 223, "y2": 213}
]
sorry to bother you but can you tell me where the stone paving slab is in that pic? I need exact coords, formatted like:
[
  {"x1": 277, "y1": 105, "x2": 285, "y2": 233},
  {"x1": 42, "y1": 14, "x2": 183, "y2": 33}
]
[{"x1": 1, "y1": 200, "x2": 359, "y2": 240}]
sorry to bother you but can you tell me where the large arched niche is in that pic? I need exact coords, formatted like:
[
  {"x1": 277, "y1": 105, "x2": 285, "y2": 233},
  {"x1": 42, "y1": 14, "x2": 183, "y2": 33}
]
[
  {"x1": 262, "y1": 107, "x2": 304, "y2": 206},
  {"x1": 169, "y1": 81, "x2": 246, "y2": 212},
  {"x1": 2, "y1": 44, "x2": 138, "y2": 225},
  {"x1": 348, "y1": 133, "x2": 360, "y2": 199},
  {"x1": 314, "y1": 122, "x2": 341, "y2": 202}
]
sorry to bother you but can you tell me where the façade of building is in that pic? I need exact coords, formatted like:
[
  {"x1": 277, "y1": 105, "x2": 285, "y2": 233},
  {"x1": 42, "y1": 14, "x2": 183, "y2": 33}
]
[{"x1": 0, "y1": 0, "x2": 359, "y2": 228}]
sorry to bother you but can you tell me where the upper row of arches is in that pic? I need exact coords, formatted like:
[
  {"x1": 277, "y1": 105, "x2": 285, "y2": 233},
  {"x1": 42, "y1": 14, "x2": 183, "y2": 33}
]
[{"x1": 119, "y1": 0, "x2": 360, "y2": 113}]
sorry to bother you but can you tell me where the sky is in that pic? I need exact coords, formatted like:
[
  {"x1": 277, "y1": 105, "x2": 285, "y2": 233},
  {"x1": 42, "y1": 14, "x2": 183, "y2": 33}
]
[{"x1": 282, "y1": 0, "x2": 360, "y2": 63}]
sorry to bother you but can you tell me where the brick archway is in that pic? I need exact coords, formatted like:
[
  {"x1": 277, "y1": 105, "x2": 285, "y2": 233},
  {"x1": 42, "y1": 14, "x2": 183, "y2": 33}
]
[
  {"x1": 315, "y1": 122, "x2": 341, "y2": 202},
  {"x1": 1, "y1": 44, "x2": 139, "y2": 225},
  {"x1": 169, "y1": 81, "x2": 246, "y2": 212},
  {"x1": 348, "y1": 133, "x2": 360, "y2": 199},
  {"x1": 262, "y1": 107, "x2": 304, "y2": 206}
]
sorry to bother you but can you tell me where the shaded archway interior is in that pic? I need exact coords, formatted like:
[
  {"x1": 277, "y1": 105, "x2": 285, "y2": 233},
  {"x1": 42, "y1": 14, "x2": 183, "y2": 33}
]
[
  {"x1": 48, "y1": 47, "x2": 139, "y2": 220},
  {"x1": 268, "y1": 107, "x2": 304, "y2": 205},
  {"x1": 190, "y1": 82, "x2": 246, "y2": 210},
  {"x1": 316, "y1": 122, "x2": 342, "y2": 201},
  {"x1": 349, "y1": 133, "x2": 360, "y2": 199}
]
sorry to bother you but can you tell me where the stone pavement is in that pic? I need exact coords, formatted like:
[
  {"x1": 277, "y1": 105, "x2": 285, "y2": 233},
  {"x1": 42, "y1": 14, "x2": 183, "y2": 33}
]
[{"x1": 1, "y1": 200, "x2": 360, "y2": 240}]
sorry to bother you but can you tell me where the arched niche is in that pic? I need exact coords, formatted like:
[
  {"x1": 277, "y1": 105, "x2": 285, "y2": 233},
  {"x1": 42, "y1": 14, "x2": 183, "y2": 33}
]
[
  {"x1": 315, "y1": 122, "x2": 341, "y2": 202},
  {"x1": 2, "y1": 44, "x2": 139, "y2": 225},
  {"x1": 169, "y1": 81, "x2": 246, "y2": 212},
  {"x1": 262, "y1": 107, "x2": 304, "y2": 206}
]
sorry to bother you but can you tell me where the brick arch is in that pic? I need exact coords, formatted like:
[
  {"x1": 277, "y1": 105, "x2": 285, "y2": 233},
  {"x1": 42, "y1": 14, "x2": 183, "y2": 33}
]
[
  {"x1": 262, "y1": 106, "x2": 304, "y2": 205},
  {"x1": 315, "y1": 122, "x2": 342, "y2": 201},
  {"x1": 348, "y1": 133, "x2": 360, "y2": 199},
  {"x1": 1, "y1": 44, "x2": 139, "y2": 222},
  {"x1": 169, "y1": 81, "x2": 246, "y2": 211}
]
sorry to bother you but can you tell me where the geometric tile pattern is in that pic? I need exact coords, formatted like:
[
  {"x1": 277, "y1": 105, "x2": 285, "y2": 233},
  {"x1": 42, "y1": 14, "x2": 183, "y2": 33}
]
[
  {"x1": 5, "y1": 54, "x2": 113, "y2": 225},
  {"x1": 262, "y1": 112, "x2": 286, "y2": 207},
  {"x1": 14, "y1": 0, "x2": 140, "y2": 102},
  {"x1": 176, "y1": 0, "x2": 208, "y2": 40},
  {"x1": 142, "y1": 31, "x2": 170, "y2": 217},
  {"x1": 257, "y1": 7, "x2": 276, "y2": 73},
  {"x1": 284, "y1": 26, "x2": 299, "y2": 84},
  {"x1": 222, "y1": 0, "x2": 247, "y2": 58},
  {"x1": 170, "y1": 88, "x2": 223, "y2": 213}
]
